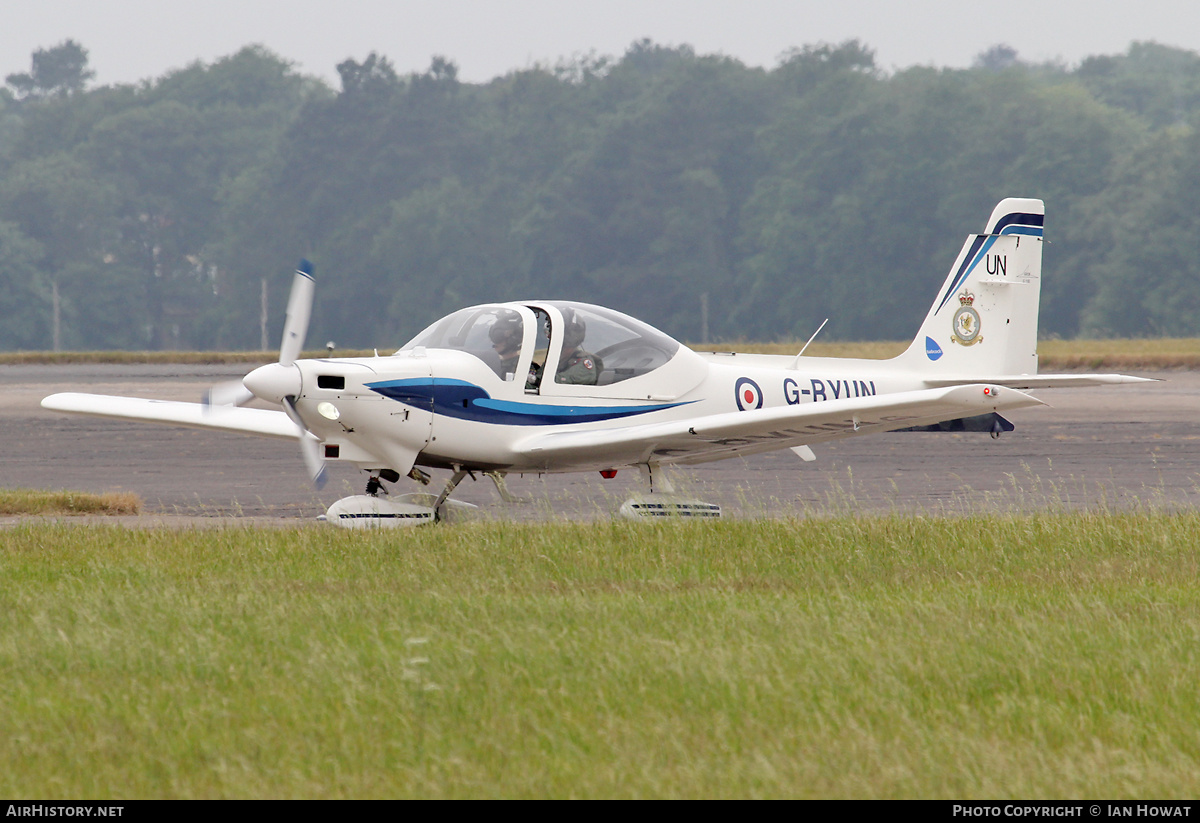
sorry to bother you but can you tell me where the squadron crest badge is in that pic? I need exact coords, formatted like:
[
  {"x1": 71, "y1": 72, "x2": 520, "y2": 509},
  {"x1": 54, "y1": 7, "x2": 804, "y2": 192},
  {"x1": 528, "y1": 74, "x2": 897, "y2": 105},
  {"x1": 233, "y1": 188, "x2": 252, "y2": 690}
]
[{"x1": 951, "y1": 290, "x2": 982, "y2": 346}]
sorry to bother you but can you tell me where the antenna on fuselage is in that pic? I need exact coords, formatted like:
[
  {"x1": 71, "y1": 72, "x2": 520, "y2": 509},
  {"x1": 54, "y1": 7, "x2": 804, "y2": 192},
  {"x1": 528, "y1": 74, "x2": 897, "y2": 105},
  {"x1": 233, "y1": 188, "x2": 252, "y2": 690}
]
[{"x1": 791, "y1": 318, "x2": 828, "y2": 368}]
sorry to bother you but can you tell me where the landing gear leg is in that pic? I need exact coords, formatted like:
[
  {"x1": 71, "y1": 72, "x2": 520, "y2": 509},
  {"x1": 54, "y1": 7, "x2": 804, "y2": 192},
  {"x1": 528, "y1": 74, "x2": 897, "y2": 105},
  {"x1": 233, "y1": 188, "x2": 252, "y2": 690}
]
[
  {"x1": 433, "y1": 467, "x2": 470, "y2": 522},
  {"x1": 639, "y1": 462, "x2": 675, "y2": 494},
  {"x1": 486, "y1": 471, "x2": 527, "y2": 504}
]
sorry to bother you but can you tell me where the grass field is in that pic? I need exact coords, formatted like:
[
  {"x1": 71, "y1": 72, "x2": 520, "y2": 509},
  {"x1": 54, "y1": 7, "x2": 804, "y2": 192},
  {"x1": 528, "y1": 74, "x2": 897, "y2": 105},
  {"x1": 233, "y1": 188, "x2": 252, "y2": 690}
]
[
  {"x1": 695, "y1": 338, "x2": 1200, "y2": 370},
  {"x1": 4, "y1": 337, "x2": 1200, "y2": 370},
  {"x1": 0, "y1": 489, "x2": 141, "y2": 516},
  {"x1": 3, "y1": 514, "x2": 1198, "y2": 799}
]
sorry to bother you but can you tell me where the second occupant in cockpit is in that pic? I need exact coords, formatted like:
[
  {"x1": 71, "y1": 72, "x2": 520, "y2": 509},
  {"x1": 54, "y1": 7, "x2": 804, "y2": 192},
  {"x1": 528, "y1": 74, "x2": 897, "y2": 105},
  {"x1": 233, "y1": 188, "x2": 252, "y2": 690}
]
[{"x1": 555, "y1": 307, "x2": 603, "y2": 385}]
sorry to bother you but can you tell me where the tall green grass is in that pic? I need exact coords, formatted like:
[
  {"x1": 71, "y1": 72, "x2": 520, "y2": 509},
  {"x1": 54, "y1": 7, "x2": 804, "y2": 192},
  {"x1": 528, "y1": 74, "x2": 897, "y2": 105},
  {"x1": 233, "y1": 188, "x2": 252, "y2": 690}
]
[{"x1": 2, "y1": 514, "x2": 1198, "y2": 798}]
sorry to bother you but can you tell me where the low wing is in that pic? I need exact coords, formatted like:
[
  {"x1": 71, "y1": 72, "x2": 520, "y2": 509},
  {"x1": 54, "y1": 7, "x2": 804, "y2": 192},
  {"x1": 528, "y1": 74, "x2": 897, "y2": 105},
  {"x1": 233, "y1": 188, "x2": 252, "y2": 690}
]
[
  {"x1": 41, "y1": 392, "x2": 298, "y2": 440},
  {"x1": 923, "y1": 373, "x2": 1157, "y2": 389},
  {"x1": 515, "y1": 384, "x2": 1044, "y2": 470}
]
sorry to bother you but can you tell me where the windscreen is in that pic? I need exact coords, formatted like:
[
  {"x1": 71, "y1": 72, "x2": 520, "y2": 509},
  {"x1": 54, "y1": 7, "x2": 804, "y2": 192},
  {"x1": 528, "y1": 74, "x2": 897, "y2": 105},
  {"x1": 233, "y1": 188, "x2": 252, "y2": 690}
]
[{"x1": 399, "y1": 306, "x2": 523, "y2": 378}]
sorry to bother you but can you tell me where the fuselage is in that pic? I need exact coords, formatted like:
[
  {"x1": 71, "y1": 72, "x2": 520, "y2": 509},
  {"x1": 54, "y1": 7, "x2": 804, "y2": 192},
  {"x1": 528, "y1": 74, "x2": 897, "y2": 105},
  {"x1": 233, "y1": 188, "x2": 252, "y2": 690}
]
[{"x1": 286, "y1": 341, "x2": 932, "y2": 477}]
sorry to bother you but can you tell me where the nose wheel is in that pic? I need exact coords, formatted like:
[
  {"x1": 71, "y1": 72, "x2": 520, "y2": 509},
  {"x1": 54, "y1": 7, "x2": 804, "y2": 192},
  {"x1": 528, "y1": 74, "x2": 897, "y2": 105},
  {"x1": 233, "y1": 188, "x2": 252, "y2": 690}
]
[
  {"x1": 357, "y1": 466, "x2": 475, "y2": 523},
  {"x1": 365, "y1": 469, "x2": 401, "y2": 497}
]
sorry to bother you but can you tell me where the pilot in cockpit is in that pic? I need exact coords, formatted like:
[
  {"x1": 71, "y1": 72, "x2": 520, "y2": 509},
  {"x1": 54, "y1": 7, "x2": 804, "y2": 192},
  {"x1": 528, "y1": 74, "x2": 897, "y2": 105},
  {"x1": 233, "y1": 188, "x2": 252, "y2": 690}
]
[{"x1": 488, "y1": 311, "x2": 524, "y2": 380}]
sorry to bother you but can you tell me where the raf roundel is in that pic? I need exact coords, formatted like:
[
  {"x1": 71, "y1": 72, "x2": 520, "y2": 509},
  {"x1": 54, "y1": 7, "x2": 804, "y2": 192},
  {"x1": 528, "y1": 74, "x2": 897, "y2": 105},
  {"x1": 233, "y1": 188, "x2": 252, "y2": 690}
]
[{"x1": 734, "y1": 377, "x2": 763, "y2": 411}]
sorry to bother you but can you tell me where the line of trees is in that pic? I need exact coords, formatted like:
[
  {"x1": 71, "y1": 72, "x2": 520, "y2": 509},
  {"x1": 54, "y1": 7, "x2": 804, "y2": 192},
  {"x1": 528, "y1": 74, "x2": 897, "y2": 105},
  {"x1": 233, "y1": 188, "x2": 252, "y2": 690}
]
[{"x1": 3, "y1": 38, "x2": 1200, "y2": 351}]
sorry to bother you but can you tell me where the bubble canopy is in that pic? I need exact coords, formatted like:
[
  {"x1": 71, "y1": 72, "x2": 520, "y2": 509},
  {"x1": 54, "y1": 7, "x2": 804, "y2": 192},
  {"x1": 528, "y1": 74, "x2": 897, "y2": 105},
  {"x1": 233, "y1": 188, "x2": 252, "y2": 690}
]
[{"x1": 398, "y1": 301, "x2": 681, "y2": 385}]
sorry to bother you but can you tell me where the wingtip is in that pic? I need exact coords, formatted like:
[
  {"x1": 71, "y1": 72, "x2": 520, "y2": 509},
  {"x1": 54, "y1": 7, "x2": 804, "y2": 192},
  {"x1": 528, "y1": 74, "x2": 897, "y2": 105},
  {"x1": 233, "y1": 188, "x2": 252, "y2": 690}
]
[
  {"x1": 297, "y1": 259, "x2": 315, "y2": 278},
  {"x1": 1090, "y1": 374, "x2": 1161, "y2": 385}
]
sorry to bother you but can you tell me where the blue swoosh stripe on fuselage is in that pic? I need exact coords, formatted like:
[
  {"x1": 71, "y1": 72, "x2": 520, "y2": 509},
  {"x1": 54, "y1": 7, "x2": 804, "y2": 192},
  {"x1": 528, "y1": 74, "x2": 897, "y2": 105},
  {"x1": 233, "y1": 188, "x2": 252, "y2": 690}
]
[{"x1": 366, "y1": 378, "x2": 691, "y2": 426}]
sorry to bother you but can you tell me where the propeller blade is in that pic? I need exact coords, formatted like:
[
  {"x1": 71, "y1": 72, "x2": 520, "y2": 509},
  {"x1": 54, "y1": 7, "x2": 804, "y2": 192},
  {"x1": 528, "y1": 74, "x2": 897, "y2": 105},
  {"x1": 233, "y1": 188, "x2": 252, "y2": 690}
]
[
  {"x1": 203, "y1": 259, "x2": 313, "y2": 408},
  {"x1": 279, "y1": 260, "x2": 315, "y2": 367},
  {"x1": 202, "y1": 379, "x2": 255, "y2": 409},
  {"x1": 282, "y1": 395, "x2": 327, "y2": 489},
  {"x1": 299, "y1": 436, "x2": 328, "y2": 490}
]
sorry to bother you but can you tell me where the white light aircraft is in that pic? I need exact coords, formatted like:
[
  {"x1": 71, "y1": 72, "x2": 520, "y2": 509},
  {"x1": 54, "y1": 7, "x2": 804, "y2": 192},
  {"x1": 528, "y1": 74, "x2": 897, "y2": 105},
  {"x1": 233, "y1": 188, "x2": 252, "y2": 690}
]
[{"x1": 43, "y1": 198, "x2": 1150, "y2": 526}]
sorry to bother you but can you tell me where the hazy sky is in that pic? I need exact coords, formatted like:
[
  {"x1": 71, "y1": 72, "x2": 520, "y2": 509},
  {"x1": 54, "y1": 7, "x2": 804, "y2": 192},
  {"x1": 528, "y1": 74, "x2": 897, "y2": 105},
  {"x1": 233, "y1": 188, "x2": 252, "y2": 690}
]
[{"x1": 4, "y1": 0, "x2": 1200, "y2": 88}]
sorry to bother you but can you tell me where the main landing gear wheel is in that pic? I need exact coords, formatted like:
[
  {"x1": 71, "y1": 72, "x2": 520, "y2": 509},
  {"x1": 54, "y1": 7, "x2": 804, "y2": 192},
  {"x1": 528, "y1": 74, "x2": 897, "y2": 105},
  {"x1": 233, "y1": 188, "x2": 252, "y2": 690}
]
[{"x1": 617, "y1": 463, "x2": 723, "y2": 519}]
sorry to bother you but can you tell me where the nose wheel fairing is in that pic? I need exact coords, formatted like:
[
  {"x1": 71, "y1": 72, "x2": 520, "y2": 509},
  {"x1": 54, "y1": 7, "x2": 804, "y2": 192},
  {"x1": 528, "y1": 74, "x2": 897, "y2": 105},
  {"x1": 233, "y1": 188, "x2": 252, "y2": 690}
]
[{"x1": 322, "y1": 469, "x2": 480, "y2": 528}]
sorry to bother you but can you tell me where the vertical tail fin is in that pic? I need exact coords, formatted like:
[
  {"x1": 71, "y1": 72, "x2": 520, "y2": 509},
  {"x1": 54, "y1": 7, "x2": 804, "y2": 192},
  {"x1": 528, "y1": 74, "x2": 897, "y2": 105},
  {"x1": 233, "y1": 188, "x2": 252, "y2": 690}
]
[{"x1": 895, "y1": 198, "x2": 1044, "y2": 376}]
